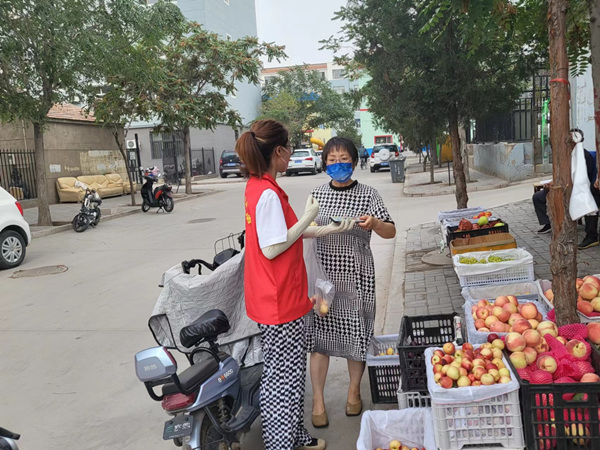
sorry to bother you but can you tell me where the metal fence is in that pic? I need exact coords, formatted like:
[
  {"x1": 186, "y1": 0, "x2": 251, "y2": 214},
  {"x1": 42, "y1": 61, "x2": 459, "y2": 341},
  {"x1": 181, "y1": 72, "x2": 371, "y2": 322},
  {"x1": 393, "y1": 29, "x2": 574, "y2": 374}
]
[
  {"x1": 0, "y1": 148, "x2": 37, "y2": 199},
  {"x1": 468, "y1": 75, "x2": 550, "y2": 144},
  {"x1": 190, "y1": 148, "x2": 215, "y2": 176}
]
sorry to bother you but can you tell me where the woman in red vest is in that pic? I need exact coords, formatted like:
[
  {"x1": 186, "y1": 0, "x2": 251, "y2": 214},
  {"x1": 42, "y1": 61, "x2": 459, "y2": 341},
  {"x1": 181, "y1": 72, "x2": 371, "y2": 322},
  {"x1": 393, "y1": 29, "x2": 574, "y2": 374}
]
[{"x1": 236, "y1": 120, "x2": 327, "y2": 450}]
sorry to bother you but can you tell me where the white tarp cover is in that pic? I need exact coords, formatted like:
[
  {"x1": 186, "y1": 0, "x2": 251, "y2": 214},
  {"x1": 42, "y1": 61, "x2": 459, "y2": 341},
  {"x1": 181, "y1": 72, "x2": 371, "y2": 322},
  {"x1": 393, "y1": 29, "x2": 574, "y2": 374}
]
[{"x1": 149, "y1": 250, "x2": 263, "y2": 367}]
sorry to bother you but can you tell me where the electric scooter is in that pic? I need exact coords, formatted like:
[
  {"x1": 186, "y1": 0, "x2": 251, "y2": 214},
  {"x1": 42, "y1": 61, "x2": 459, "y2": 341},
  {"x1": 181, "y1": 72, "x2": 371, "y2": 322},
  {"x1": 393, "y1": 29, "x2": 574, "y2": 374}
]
[{"x1": 140, "y1": 168, "x2": 174, "y2": 213}]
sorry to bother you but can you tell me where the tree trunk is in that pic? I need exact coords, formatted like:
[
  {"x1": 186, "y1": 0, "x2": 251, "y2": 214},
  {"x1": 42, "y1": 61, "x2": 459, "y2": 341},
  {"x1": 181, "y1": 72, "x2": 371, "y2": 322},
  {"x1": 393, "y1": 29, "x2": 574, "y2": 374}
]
[
  {"x1": 33, "y1": 122, "x2": 52, "y2": 226},
  {"x1": 589, "y1": 0, "x2": 600, "y2": 181},
  {"x1": 449, "y1": 105, "x2": 468, "y2": 208},
  {"x1": 429, "y1": 142, "x2": 435, "y2": 184},
  {"x1": 547, "y1": 0, "x2": 579, "y2": 327},
  {"x1": 459, "y1": 125, "x2": 471, "y2": 182},
  {"x1": 113, "y1": 129, "x2": 136, "y2": 206},
  {"x1": 184, "y1": 126, "x2": 192, "y2": 194}
]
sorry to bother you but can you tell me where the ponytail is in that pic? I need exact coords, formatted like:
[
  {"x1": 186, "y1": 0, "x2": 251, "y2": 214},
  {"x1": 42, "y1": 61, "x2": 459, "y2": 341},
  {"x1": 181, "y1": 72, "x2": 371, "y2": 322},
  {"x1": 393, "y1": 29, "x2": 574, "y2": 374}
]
[{"x1": 235, "y1": 120, "x2": 289, "y2": 178}]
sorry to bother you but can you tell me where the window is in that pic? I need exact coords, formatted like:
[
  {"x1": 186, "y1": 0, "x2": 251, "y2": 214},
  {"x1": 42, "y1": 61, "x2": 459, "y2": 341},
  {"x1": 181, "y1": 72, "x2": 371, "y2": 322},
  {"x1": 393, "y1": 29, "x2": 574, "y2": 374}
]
[
  {"x1": 320, "y1": 72, "x2": 326, "y2": 79},
  {"x1": 332, "y1": 69, "x2": 346, "y2": 79},
  {"x1": 374, "y1": 135, "x2": 393, "y2": 144},
  {"x1": 355, "y1": 118, "x2": 361, "y2": 128},
  {"x1": 150, "y1": 132, "x2": 185, "y2": 160},
  {"x1": 333, "y1": 86, "x2": 345, "y2": 94}
]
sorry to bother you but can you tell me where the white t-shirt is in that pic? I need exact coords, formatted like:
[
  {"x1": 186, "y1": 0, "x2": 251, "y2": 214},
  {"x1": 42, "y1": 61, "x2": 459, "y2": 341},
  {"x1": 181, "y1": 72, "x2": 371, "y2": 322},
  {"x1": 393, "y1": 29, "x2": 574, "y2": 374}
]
[{"x1": 256, "y1": 189, "x2": 288, "y2": 249}]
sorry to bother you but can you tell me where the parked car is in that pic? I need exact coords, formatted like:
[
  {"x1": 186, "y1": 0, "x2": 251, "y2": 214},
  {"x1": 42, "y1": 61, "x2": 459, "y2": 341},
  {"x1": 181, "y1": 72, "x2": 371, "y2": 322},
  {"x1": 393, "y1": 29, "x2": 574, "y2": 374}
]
[
  {"x1": 0, "y1": 186, "x2": 31, "y2": 269},
  {"x1": 286, "y1": 148, "x2": 323, "y2": 176},
  {"x1": 219, "y1": 150, "x2": 244, "y2": 178},
  {"x1": 369, "y1": 143, "x2": 400, "y2": 172}
]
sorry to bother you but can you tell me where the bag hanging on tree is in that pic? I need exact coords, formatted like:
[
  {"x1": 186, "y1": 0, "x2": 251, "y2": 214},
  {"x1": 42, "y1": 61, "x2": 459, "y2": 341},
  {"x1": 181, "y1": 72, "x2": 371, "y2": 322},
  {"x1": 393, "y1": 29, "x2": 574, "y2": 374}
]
[
  {"x1": 569, "y1": 134, "x2": 598, "y2": 220},
  {"x1": 303, "y1": 238, "x2": 335, "y2": 317}
]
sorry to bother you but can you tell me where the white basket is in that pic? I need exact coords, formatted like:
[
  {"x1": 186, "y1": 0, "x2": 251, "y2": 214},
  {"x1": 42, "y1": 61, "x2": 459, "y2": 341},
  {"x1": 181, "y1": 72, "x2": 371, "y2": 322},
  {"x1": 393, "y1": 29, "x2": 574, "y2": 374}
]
[
  {"x1": 366, "y1": 334, "x2": 399, "y2": 367},
  {"x1": 357, "y1": 408, "x2": 437, "y2": 450},
  {"x1": 536, "y1": 278, "x2": 600, "y2": 323},
  {"x1": 461, "y1": 281, "x2": 541, "y2": 304},
  {"x1": 397, "y1": 388, "x2": 431, "y2": 409},
  {"x1": 431, "y1": 390, "x2": 525, "y2": 450},
  {"x1": 438, "y1": 206, "x2": 487, "y2": 223},
  {"x1": 453, "y1": 249, "x2": 534, "y2": 288}
]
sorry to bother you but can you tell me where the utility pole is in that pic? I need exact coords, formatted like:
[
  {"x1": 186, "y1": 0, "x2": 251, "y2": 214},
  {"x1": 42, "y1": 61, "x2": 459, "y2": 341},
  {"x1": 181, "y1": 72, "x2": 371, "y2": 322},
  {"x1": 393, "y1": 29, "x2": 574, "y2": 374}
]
[{"x1": 547, "y1": 0, "x2": 579, "y2": 326}]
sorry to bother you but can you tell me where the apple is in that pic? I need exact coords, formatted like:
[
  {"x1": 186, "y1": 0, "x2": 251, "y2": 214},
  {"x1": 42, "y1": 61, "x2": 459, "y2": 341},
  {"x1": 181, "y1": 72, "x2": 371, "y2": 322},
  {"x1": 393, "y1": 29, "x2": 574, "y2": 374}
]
[
  {"x1": 446, "y1": 365, "x2": 460, "y2": 380},
  {"x1": 509, "y1": 351, "x2": 527, "y2": 369},
  {"x1": 474, "y1": 319, "x2": 486, "y2": 330},
  {"x1": 477, "y1": 299, "x2": 489, "y2": 308},
  {"x1": 492, "y1": 357, "x2": 504, "y2": 368},
  {"x1": 499, "y1": 375, "x2": 512, "y2": 383},
  {"x1": 457, "y1": 375, "x2": 471, "y2": 387},
  {"x1": 461, "y1": 359, "x2": 474, "y2": 372},
  {"x1": 463, "y1": 350, "x2": 475, "y2": 360},
  {"x1": 528, "y1": 319, "x2": 540, "y2": 330},
  {"x1": 535, "y1": 338, "x2": 550, "y2": 354},
  {"x1": 494, "y1": 296, "x2": 509, "y2": 307},
  {"x1": 462, "y1": 342, "x2": 474, "y2": 351},
  {"x1": 581, "y1": 373, "x2": 600, "y2": 382},
  {"x1": 491, "y1": 339, "x2": 505, "y2": 350},
  {"x1": 487, "y1": 333, "x2": 500, "y2": 343},
  {"x1": 431, "y1": 355, "x2": 442, "y2": 365},
  {"x1": 537, "y1": 355, "x2": 558, "y2": 374},
  {"x1": 508, "y1": 313, "x2": 524, "y2": 326},
  {"x1": 443, "y1": 342, "x2": 455, "y2": 355},
  {"x1": 523, "y1": 347, "x2": 538, "y2": 365},
  {"x1": 441, "y1": 365, "x2": 449, "y2": 374},
  {"x1": 468, "y1": 373, "x2": 476, "y2": 382},
  {"x1": 578, "y1": 300, "x2": 595, "y2": 316},
  {"x1": 480, "y1": 348, "x2": 493, "y2": 359},
  {"x1": 319, "y1": 303, "x2": 329, "y2": 315},
  {"x1": 476, "y1": 307, "x2": 489, "y2": 320},
  {"x1": 591, "y1": 297, "x2": 600, "y2": 313},
  {"x1": 479, "y1": 327, "x2": 490, "y2": 332},
  {"x1": 480, "y1": 373, "x2": 495, "y2": 385},
  {"x1": 588, "y1": 323, "x2": 600, "y2": 344},
  {"x1": 433, "y1": 363, "x2": 443, "y2": 374},
  {"x1": 502, "y1": 303, "x2": 518, "y2": 314},
  {"x1": 434, "y1": 372, "x2": 443, "y2": 383},
  {"x1": 521, "y1": 302, "x2": 539, "y2": 320},
  {"x1": 507, "y1": 295, "x2": 518, "y2": 306},
  {"x1": 537, "y1": 321, "x2": 558, "y2": 338},
  {"x1": 459, "y1": 367, "x2": 468, "y2": 377},
  {"x1": 488, "y1": 368, "x2": 500, "y2": 381},
  {"x1": 492, "y1": 348, "x2": 503, "y2": 359},
  {"x1": 544, "y1": 289, "x2": 554, "y2": 303},
  {"x1": 473, "y1": 358, "x2": 486, "y2": 368},
  {"x1": 471, "y1": 380, "x2": 482, "y2": 386},
  {"x1": 513, "y1": 318, "x2": 533, "y2": 334},
  {"x1": 386, "y1": 347, "x2": 394, "y2": 355},
  {"x1": 579, "y1": 282, "x2": 599, "y2": 300},
  {"x1": 439, "y1": 376, "x2": 453, "y2": 389},
  {"x1": 472, "y1": 366, "x2": 486, "y2": 380},
  {"x1": 536, "y1": 312, "x2": 543, "y2": 322},
  {"x1": 522, "y1": 329, "x2": 542, "y2": 348},
  {"x1": 565, "y1": 423, "x2": 590, "y2": 446},
  {"x1": 485, "y1": 315, "x2": 499, "y2": 328},
  {"x1": 584, "y1": 275, "x2": 600, "y2": 289},
  {"x1": 390, "y1": 440, "x2": 402, "y2": 450},
  {"x1": 485, "y1": 362, "x2": 499, "y2": 370},
  {"x1": 506, "y1": 332, "x2": 527, "y2": 352},
  {"x1": 489, "y1": 321, "x2": 507, "y2": 333},
  {"x1": 433, "y1": 349, "x2": 444, "y2": 358},
  {"x1": 499, "y1": 367, "x2": 510, "y2": 377},
  {"x1": 566, "y1": 339, "x2": 587, "y2": 358}
]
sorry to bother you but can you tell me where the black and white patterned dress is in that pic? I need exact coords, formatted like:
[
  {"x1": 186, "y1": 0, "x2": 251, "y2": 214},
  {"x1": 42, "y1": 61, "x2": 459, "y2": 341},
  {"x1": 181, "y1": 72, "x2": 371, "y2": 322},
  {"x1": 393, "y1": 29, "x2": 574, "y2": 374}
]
[{"x1": 305, "y1": 181, "x2": 393, "y2": 361}]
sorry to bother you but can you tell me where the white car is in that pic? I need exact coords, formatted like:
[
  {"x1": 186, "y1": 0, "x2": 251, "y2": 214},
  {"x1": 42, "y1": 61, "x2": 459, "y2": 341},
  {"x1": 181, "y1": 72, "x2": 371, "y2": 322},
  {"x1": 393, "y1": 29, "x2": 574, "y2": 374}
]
[
  {"x1": 369, "y1": 144, "x2": 400, "y2": 172},
  {"x1": 0, "y1": 186, "x2": 31, "y2": 269},
  {"x1": 286, "y1": 148, "x2": 323, "y2": 176}
]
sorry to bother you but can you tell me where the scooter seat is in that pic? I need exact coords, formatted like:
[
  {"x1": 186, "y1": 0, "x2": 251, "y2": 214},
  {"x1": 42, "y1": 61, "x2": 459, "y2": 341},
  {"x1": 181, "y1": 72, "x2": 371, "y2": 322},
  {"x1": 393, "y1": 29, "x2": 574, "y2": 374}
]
[
  {"x1": 180, "y1": 309, "x2": 231, "y2": 348},
  {"x1": 162, "y1": 357, "x2": 220, "y2": 396}
]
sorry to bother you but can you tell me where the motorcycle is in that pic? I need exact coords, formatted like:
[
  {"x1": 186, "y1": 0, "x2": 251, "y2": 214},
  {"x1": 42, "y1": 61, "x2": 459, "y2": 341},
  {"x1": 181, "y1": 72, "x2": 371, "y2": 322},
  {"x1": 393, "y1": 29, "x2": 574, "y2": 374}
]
[
  {"x1": 71, "y1": 188, "x2": 102, "y2": 233},
  {"x1": 135, "y1": 232, "x2": 261, "y2": 450},
  {"x1": 141, "y1": 167, "x2": 174, "y2": 213},
  {"x1": 0, "y1": 427, "x2": 20, "y2": 449}
]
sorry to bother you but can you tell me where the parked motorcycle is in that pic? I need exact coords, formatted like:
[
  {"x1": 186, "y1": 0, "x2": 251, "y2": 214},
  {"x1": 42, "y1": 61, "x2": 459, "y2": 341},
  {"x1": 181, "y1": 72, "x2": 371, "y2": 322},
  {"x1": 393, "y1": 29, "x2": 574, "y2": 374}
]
[
  {"x1": 135, "y1": 232, "x2": 260, "y2": 450},
  {"x1": 0, "y1": 427, "x2": 20, "y2": 449},
  {"x1": 71, "y1": 188, "x2": 102, "y2": 233},
  {"x1": 141, "y1": 168, "x2": 174, "y2": 213}
]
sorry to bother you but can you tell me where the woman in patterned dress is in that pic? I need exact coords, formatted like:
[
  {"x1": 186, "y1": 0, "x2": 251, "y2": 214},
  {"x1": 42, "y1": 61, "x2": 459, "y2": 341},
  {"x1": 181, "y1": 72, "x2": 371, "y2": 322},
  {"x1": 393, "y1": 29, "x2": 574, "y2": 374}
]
[{"x1": 305, "y1": 137, "x2": 396, "y2": 428}]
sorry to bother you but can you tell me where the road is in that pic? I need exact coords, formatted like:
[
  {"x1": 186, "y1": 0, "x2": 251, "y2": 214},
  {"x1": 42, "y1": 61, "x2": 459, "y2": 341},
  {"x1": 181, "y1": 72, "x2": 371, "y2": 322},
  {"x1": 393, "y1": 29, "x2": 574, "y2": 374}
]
[{"x1": 0, "y1": 163, "x2": 536, "y2": 449}]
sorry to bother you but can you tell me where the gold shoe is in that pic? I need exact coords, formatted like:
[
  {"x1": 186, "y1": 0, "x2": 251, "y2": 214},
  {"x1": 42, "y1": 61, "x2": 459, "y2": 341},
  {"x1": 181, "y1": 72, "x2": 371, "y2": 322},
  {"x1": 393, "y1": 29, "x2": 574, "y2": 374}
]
[
  {"x1": 311, "y1": 410, "x2": 329, "y2": 428},
  {"x1": 345, "y1": 400, "x2": 363, "y2": 416}
]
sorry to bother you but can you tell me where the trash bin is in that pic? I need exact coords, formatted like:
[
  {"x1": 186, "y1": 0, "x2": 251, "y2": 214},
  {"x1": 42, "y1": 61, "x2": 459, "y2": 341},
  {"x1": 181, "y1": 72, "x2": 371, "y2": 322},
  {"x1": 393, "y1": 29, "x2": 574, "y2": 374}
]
[{"x1": 390, "y1": 155, "x2": 405, "y2": 183}]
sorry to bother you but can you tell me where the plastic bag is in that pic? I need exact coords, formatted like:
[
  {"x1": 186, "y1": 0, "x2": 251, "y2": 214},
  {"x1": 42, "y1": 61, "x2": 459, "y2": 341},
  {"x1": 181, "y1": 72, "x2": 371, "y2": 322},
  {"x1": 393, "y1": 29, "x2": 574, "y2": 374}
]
[
  {"x1": 303, "y1": 239, "x2": 335, "y2": 317},
  {"x1": 570, "y1": 141, "x2": 598, "y2": 220}
]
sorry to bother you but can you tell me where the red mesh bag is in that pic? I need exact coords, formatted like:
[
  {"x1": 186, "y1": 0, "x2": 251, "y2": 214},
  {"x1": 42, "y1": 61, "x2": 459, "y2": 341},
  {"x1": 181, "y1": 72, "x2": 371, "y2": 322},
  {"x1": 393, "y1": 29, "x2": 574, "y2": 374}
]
[
  {"x1": 570, "y1": 360, "x2": 595, "y2": 380},
  {"x1": 553, "y1": 359, "x2": 579, "y2": 380},
  {"x1": 545, "y1": 335, "x2": 569, "y2": 358},
  {"x1": 517, "y1": 368, "x2": 532, "y2": 381},
  {"x1": 558, "y1": 323, "x2": 588, "y2": 340},
  {"x1": 563, "y1": 406, "x2": 590, "y2": 423},
  {"x1": 547, "y1": 308, "x2": 556, "y2": 322},
  {"x1": 530, "y1": 370, "x2": 553, "y2": 384}
]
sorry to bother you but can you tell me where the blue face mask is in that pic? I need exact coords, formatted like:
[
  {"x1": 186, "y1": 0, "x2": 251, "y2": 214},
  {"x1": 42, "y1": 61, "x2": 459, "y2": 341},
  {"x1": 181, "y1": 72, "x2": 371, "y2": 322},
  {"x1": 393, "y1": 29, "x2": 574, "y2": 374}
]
[{"x1": 326, "y1": 162, "x2": 353, "y2": 183}]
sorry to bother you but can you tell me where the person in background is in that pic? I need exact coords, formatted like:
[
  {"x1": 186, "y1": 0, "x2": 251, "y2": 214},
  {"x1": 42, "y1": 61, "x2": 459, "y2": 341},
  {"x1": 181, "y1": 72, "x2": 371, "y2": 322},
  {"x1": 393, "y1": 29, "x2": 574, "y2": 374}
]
[
  {"x1": 532, "y1": 181, "x2": 552, "y2": 234},
  {"x1": 305, "y1": 136, "x2": 396, "y2": 428},
  {"x1": 359, "y1": 145, "x2": 368, "y2": 169},
  {"x1": 236, "y1": 119, "x2": 327, "y2": 450}
]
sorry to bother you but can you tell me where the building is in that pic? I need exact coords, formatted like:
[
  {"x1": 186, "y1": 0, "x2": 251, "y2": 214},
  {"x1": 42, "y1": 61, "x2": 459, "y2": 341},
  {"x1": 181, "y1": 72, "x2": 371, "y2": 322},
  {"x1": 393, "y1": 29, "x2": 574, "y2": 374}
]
[
  {"x1": 260, "y1": 62, "x2": 401, "y2": 153},
  {"x1": 130, "y1": 0, "x2": 262, "y2": 174}
]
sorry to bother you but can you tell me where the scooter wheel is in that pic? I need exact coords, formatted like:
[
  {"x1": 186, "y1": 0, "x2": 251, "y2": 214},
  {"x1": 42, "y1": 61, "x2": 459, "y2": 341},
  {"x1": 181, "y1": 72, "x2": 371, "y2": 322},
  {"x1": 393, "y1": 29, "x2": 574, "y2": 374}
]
[
  {"x1": 164, "y1": 197, "x2": 174, "y2": 213},
  {"x1": 72, "y1": 214, "x2": 89, "y2": 232},
  {"x1": 141, "y1": 200, "x2": 150, "y2": 212}
]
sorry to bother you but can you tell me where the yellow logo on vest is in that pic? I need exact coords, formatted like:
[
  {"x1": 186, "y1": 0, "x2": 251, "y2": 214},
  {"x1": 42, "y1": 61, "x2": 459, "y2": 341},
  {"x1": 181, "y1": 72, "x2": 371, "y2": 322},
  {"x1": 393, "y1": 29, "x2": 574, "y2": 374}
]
[{"x1": 246, "y1": 213, "x2": 252, "y2": 224}]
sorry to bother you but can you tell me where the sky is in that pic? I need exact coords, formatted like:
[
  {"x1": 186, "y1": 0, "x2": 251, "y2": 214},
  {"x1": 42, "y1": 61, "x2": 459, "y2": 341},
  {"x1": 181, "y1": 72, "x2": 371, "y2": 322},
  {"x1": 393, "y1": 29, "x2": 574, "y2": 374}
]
[{"x1": 255, "y1": 0, "x2": 349, "y2": 68}]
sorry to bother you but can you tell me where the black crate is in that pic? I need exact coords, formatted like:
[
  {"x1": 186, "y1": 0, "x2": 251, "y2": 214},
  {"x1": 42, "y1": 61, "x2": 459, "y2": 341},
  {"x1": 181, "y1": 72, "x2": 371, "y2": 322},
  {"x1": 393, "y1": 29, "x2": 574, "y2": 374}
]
[
  {"x1": 505, "y1": 342, "x2": 600, "y2": 450},
  {"x1": 397, "y1": 313, "x2": 458, "y2": 392},
  {"x1": 367, "y1": 365, "x2": 401, "y2": 404},
  {"x1": 446, "y1": 221, "x2": 509, "y2": 246}
]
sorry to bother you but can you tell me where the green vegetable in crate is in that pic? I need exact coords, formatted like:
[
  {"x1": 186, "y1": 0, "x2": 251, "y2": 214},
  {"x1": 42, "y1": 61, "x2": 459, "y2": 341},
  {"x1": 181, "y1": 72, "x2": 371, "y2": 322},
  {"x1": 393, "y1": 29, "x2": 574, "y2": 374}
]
[
  {"x1": 488, "y1": 256, "x2": 514, "y2": 263},
  {"x1": 458, "y1": 256, "x2": 479, "y2": 264},
  {"x1": 479, "y1": 258, "x2": 487, "y2": 264}
]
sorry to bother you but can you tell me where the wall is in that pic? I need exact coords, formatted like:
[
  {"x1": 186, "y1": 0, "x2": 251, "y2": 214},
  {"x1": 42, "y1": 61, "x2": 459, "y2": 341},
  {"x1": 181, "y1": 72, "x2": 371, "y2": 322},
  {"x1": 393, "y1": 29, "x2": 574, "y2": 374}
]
[
  {"x1": 571, "y1": 65, "x2": 597, "y2": 146},
  {"x1": 471, "y1": 142, "x2": 536, "y2": 182}
]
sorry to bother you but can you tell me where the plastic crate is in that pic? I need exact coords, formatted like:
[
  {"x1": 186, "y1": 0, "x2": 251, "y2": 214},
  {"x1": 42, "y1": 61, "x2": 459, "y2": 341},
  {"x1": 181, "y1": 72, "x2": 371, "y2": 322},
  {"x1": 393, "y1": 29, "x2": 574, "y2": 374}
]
[
  {"x1": 398, "y1": 389, "x2": 431, "y2": 409},
  {"x1": 537, "y1": 278, "x2": 600, "y2": 323},
  {"x1": 505, "y1": 343, "x2": 600, "y2": 450},
  {"x1": 398, "y1": 313, "x2": 458, "y2": 392},
  {"x1": 453, "y1": 249, "x2": 534, "y2": 288},
  {"x1": 431, "y1": 390, "x2": 525, "y2": 450},
  {"x1": 366, "y1": 334, "x2": 400, "y2": 404},
  {"x1": 450, "y1": 232, "x2": 517, "y2": 255},
  {"x1": 446, "y1": 221, "x2": 509, "y2": 247}
]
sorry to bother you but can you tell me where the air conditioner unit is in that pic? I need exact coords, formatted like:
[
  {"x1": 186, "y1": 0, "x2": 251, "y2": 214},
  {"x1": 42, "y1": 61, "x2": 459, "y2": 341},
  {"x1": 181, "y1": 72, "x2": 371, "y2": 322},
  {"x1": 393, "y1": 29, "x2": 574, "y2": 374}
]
[{"x1": 126, "y1": 139, "x2": 137, "y2": 149}]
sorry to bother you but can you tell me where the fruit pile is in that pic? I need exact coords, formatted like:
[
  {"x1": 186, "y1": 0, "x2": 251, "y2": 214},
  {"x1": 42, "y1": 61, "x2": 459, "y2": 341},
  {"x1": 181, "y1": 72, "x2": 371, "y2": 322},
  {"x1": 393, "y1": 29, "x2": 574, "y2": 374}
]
[
  {"x1": 376, "y1": 347, "x2": 398, "y2": 356},
  {"x1": 472, "y1": 211, "x2": 493, "y2": 220},
  {"x1": 456, "y1": 215, "x2": 505, "y2": 232},
  {"x1": 470, "y1": 296, "x2": 543, "y2": 334},
  {"x1": 543, "y1": 275, "x2": 600, "y2": 317},
  {"x1": 459, "y1": 255, "x2": 514, "y2": 265},
  {"x1": 373, "y1": 441, "x2": 422, "y2": 450},
  {"x1": 430, "y1": 341, "x2": 512, "y2": 388}
]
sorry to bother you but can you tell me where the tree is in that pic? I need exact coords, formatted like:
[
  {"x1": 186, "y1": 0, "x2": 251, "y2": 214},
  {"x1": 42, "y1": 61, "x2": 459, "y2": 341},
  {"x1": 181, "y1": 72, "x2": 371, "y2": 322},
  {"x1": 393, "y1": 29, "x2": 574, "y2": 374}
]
[
  {"x1": 86, "y1": 0, "x2": 186, "y2": 206},
  {"x1": 0, "y1": 0, "x2": 98, "y2": 225},
  {"x1": 259, "y1": 66, "x2": 355, "y2": 147},
  {"x1": 335, "y1": 120, "x2": 362, "y2": 148},
  {"x1": 152, "y1": 23, "x2": 285, "y2": 194},
  {"x1": 325, "y1": 0, "x2": 532, "y2": 208}
]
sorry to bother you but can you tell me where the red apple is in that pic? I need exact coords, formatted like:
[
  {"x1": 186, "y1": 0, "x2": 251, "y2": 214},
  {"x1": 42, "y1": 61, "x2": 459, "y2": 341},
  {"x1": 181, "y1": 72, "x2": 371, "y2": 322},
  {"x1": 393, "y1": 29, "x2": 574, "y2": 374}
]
[
  {"x1": 509, "y1": 351, "x2": 527, "y2": 369},
  {"x1": 462, "y1": 342, "x2": 473, "y2": 352},
  {"x1": 506, "y1": 332, "x2": 527, "y2": 352},
  {"x1": 537, "y1": 355, "x2": 558, "y2": 374},
  {"x1": 521, "y1": 302, "x2": 539, "y2": 320},
  {"x1": 472, "y1": 366, "x2": 486, "y2": 380},
  {"x1": 476, "y1": 307, "x2": 489, "y2": 320},
  {"x1": 494, "y1": 296, "x2": 509, "y2": 307},
  {"x1": 513, "y1": 318, "x2": 533, "y2": 334},
  {"x1": 579, "y1": 282, "x2": 599, "y2": 301},
  {"x1": 502, "y1": 303, "x2": 518, "y2": 315},
  {"x1": 588, "y1": 323, "x2": 600, "y2": 344},
  {"x1": 565, "y1": 339, "x2": 587, "y2": 358},
  {"x1": 443, "y1": 342, "x2": 455, "y2": 355},
  {"x1": 581, "y1": 373, "x2": 600, "y2": 383},
  {"x1": 480, "y1": 373, "x2": 495, "y2": 385},
  {"x1": 578, "y1": 301, "x2": 594, "y2": 316},
  {"x1": 487, "y1": 333, "x2": 500, "y2": 343},
  {"x1": 461, "y1": 359, "x2": 474, "y2": 372},
  {"x1": 523, "y1": 347, "x2": 538, "y2": 365},
  {"x1": 439, "y1": 376, "x2": 453, "y2": 389},
  {"x1": 522, "y1": 329, "x2": 542, "y2": 348},
  {"x1": 537, "y1": 321, "x2": 558, "y2": 338},
  {"x1": 474, "y1": 319, "x2": 486, "y2": 330},
  {"x1": 457, "y1": 375, "x2": 471, "y2": 387},
  {"x1": 507, "y1": 295, "x2": 518, "y2": 306}
]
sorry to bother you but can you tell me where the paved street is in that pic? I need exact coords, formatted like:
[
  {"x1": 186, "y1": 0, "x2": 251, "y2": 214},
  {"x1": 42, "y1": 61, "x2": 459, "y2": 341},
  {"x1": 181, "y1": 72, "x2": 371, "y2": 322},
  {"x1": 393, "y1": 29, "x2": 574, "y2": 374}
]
[{"x1": 1, "y1": 156, "x2": 541, "y2": 449}]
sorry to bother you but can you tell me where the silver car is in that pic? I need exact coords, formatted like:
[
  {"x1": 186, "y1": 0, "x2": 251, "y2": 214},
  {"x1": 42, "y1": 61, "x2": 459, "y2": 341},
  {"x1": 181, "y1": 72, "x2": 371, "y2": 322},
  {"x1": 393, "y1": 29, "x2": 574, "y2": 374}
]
[
  {"x1": 286, "y1": 148, "x2": 323, "y2": 176},
  {"x1": 369, "y1": 144, "x2": 400, "y2": 172}
]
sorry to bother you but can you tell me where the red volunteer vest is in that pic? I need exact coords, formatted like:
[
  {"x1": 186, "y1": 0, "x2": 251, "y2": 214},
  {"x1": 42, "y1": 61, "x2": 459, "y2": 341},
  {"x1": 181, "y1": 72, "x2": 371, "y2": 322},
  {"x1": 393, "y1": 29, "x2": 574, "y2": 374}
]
[{"x1": 244, "y1": 174, "x2": 311, "y2": 325}]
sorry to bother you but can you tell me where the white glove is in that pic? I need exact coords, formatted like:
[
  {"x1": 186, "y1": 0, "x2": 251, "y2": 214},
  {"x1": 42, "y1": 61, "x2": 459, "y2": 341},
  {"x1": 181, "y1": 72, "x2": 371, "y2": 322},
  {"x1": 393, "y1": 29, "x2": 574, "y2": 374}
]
[
  {"x1": 304, "y1": 218, "x2": 356, "y2": 238},
  {"x1": 301, "y1": 194, "x2": 319, "y2": 224}
]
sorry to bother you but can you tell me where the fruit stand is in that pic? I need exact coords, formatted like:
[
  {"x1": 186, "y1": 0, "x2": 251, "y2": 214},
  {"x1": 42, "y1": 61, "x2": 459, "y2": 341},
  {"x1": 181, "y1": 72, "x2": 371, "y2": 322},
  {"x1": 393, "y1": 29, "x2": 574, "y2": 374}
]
[{"x1": 358, "y1": 207, "x2": 600, "y2": 450}]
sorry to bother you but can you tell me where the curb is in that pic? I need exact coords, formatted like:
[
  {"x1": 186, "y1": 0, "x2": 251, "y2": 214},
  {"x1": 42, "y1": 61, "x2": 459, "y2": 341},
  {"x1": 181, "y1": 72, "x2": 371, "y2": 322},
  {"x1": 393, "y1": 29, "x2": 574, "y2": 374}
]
[
  {"x1": 30, "y1": 190, "x2": 222, "y2": 239},
  {"x1": 403, "y1": 181, "x2": 509, "y2": 197}
]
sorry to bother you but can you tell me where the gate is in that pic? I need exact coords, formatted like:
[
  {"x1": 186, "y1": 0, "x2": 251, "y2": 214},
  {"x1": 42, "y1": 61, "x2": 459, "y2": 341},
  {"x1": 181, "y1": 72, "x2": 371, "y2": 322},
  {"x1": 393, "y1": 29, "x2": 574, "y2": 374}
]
[
  {"x1": 150, "y1": 131, "x2": 185, "y2": 184},
  {"x1": 0, "y1": 149, "x2": 37, "y2": 199},
  {"x1": 190, "y1": 148, "x2": 215, "y2": 176}
]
